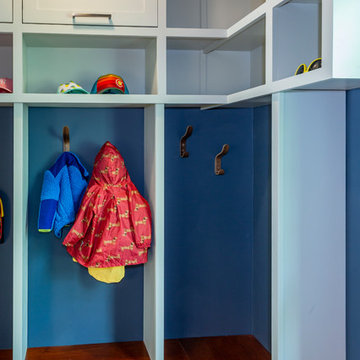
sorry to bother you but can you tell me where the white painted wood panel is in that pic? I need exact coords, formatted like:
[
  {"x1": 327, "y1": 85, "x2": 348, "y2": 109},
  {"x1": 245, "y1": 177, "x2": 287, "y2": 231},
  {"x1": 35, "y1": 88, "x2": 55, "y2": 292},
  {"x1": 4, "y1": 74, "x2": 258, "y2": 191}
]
[
  {"x1": 332, "y1": 0, "x2": 360, "y2": 79},
  {"x1": 144, "y1": 104, "x2": 165, "y2": 360},
  {"x1": 272, "y1": 91, "x2": 346, "y2": 360},
  {"x1": 0, "y1": 0, "x2": 12, "y2": 22},
  {"x1": 13, "y1": 103, "x2": 28, "y2": 360},
  {"x1": 23, "y1": 0, "x2": 157, "y2": 27}
]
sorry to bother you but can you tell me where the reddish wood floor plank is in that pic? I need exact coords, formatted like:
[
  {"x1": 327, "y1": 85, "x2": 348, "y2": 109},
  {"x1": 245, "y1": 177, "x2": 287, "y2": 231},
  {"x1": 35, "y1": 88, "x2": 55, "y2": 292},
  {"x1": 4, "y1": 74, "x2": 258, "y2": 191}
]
[
  {"x1": 0, "y1": 350, "x2": 12, "y2": 360},
  {"x1": 164, "y1": 339, "x2": 189, "y2": 360},
  {"x1": 26, "y1": 341, "x2": 150, "y2": 360},
  {"x1": 178, "y1": 335, "x2": 271, "y2": 360}
]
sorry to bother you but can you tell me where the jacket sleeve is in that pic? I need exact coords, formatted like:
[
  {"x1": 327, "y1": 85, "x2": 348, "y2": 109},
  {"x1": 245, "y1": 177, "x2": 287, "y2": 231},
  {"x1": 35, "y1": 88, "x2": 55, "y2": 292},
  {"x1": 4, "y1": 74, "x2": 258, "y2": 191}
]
[
  {"x1": 128, "y1": 183, "x2": 152, "y2": 249},
  {"x1": 38, "y1": 170, "x2": 60, "y2": 233}
]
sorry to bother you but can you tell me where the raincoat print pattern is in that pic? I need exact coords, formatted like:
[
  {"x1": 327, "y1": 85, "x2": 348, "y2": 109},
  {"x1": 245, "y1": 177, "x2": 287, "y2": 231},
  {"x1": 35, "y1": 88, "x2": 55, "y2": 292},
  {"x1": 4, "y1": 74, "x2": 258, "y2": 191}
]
[{"x1": 63, "y1": 141, "x2": 152, "y2": 268}]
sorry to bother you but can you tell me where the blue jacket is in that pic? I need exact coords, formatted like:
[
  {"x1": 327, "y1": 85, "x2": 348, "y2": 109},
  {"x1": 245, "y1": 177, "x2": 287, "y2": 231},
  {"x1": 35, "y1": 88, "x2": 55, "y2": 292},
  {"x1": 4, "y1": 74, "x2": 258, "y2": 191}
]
[{"x1": 38, "y1": 152, "x2": 89, "y2": 238}]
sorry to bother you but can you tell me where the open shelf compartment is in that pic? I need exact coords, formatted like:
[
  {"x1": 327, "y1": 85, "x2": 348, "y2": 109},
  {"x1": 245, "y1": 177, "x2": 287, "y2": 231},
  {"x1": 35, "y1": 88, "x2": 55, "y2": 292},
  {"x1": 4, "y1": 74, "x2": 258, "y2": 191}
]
[
  {"x1": 273, "y1": 0, "x2": 322, "y2": 81},
  {"x1": 167, "y1": 17, "x2": 265, "y2": 96},
  {"x1": 167, "y1": 0, "x2": 265, "y2": 29},
  {"x1": 23, "y1": 33, "x2": 157, "y2": 95},
  {"x1": 0, "y1": 33, "x2": 13, "y2": 96}
]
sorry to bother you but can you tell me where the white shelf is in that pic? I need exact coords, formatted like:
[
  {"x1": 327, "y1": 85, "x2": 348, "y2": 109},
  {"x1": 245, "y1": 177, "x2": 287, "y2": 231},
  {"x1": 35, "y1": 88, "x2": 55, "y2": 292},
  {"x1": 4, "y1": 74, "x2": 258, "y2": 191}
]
[
  {"x1": 16, "y1": 94, "x2": 228, "y2": 107},
  {"x1": 165, "y1": 27, "x2": 227, "y2": 40},
  {"x1": 21, "y1": 23, "x2": 160, "y2": 37},
  {"x1": 0, "y1": 94, "x2": 14, "y2": 103},
  {"x1": 20, "y1": 94, "x2": 161, "y2": 107},
  {"x1": 164, "y1": 94, "x2": 227, "y2": 106}
]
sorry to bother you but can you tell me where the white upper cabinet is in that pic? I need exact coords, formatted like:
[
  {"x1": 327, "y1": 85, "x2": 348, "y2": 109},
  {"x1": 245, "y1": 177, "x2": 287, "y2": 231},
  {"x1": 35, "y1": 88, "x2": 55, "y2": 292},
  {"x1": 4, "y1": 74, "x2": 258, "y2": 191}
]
[
  {"x1": 0, "y1": 0, "x2": 12, "y2": 22},
  {"x1": 23, "y1": 0, "x2": 157, "y2": 27}
]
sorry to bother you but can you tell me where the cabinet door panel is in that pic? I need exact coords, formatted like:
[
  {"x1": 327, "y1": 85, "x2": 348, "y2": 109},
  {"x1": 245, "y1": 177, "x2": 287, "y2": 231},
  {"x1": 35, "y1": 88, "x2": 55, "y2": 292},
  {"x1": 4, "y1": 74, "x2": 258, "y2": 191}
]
[
  {"x1": 0, "y1": 0, "x2": 12, "y2": 23},
  {"x1": 23, "y1": 0, "x2": 157, "y2": 27}
]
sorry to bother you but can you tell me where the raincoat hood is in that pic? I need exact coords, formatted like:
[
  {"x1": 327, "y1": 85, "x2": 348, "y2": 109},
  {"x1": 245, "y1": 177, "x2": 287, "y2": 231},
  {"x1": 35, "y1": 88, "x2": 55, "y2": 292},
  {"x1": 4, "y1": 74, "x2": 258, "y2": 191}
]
[{"x1": 93, "y1": 141, "x2": 128, "y2": 185}]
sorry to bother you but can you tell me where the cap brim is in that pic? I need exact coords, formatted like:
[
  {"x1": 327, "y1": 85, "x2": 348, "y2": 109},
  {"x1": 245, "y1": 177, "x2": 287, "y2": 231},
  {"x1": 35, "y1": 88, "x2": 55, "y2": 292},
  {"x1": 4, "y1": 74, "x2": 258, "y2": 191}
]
[
  {"x1": 64, "y1": 88, "x2": 89, "y2": 94},
  {"x1": 0, "y1": 87, "x2": 12, "y2": 93}
]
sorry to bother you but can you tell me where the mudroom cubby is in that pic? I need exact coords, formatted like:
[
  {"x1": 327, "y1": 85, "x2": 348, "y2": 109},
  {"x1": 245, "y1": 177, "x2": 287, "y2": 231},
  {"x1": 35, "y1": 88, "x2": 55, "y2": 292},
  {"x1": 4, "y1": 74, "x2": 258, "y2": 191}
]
[
  {"x1": 272, "y1": 0, "x2": 322, "y2": 82},
  {"x1": 27, "y1": 107, "x2": 146, "y2": 348},
  {"x1": 167, "y1": 17, "x2": 265, "y2": 95},
  {"x1": 23, "y1": 34, "x2": 157, "y2": 95},
  {"x1": 164, "y1": 106, "x2": 271, "y2": 359},
  {"x1": 167, "y1": 0, "x2": 265, "y2": 29},
  {"x1": 0, "y1": 106, "x2": 13, "y2": 357}
]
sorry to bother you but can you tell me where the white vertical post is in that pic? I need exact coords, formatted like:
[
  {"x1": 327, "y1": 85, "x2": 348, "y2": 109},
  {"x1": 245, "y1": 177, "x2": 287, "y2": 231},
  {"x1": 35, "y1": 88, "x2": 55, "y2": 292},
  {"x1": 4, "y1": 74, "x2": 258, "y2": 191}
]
[
  {"x1": 13, "y1": 103, "x2": 28, "y2": 360},
  {"x1": 143, "y1": 104, "x2": 165, "y2": 360},
  {"x1": 272, "y1": 91, "x2": 346, "y2": 360}
]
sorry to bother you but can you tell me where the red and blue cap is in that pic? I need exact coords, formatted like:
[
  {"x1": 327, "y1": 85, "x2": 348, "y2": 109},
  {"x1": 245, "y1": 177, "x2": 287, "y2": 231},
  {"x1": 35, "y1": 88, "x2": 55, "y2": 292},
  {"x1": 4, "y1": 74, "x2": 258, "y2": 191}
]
[{"x1": 91, "y1": 74, "x2": 129, "y2": 94}]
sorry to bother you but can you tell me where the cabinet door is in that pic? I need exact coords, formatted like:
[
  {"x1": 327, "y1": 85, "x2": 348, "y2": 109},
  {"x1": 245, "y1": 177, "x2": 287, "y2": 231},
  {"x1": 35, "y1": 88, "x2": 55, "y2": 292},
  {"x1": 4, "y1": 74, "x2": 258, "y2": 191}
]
[
  {"x1": 23, "y1": 0, "x2": 157, "y2": 27},
  {"x1": 0, "y1": 0, "x2": 12, "y2": 22}
]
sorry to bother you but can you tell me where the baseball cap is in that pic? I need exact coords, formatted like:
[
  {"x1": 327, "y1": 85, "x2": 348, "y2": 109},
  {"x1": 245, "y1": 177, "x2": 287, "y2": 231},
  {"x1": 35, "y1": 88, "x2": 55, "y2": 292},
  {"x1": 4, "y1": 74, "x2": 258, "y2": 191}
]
[
  {"x1": 91, "y1": 74, "x2": 129, "y2": 94},
  {"x1": 0, "y1": 78, "x2": 13, "y2": 93},
  {"x1": 57, "y1": 81, "x2": 89, "y2": 94}
]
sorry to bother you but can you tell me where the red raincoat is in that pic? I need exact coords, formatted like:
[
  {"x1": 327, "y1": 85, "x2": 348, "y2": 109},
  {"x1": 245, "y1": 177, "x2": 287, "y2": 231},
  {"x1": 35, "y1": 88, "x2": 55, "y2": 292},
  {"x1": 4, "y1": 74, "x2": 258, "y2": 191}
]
[{"x1": 63, "y1": 142, "x2": 152, "y2": 268}]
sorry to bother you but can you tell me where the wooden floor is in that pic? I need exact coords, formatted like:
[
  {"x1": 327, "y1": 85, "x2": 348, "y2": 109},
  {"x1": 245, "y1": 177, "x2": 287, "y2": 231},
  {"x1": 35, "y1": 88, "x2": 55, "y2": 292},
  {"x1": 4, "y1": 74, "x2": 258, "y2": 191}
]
[
  {"x1": 165, "y1": 335, "x2": 270, "y2": 360},
  {"x1": 0, "y1": 335, "x2": 271, "y2": 360},
  {"x1": 0, "y1": 350, "x2": 11, "y2": 360}
]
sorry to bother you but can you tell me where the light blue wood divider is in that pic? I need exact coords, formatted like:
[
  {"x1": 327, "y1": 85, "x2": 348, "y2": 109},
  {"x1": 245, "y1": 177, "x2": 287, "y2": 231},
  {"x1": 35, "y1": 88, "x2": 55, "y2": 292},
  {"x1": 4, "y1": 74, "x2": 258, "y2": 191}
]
[
  {"x1": 272, "y1": 91, "x2": 346, "y2": 360},
  {"x1": 144, "y1": 104, "x2": 165, "y2": 360},
  {"x1": 13, "y1": 104, "x2": 28, "y2": 360}
]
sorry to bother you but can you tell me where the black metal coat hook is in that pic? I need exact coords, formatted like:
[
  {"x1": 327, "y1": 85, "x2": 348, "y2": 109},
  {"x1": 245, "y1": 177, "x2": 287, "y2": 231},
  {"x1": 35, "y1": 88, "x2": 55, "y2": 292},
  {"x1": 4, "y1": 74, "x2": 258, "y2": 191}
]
[
  {"x1": 63, "y1": 126, "x2": 70, "y2": 152},
  {"x1": 215, "y1": 144, "x2": 229, "y2": 175},
  {"x1": 180, "y1": 125, "x2": 193, "y2": 158}
]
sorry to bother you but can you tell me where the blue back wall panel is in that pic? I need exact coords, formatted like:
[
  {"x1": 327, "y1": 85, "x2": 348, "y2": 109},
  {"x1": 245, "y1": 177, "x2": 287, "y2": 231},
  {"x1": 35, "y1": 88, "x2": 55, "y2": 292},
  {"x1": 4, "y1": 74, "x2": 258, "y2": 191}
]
[
  {"x1": 252, "y1": 105, "x2": 271, "y2": 351},
  {"x1": 0, "y1": 107, "x2": 13, "y2": 350},
  {"x1": 28, "y1": 108, "x2": 144, "y2": 347},
  {"x1": 164, "y1": 108, "x2": 254, "y2": 339},
  {"x1": 347, "y1": 89, "x2": 360, "y2": 360}
]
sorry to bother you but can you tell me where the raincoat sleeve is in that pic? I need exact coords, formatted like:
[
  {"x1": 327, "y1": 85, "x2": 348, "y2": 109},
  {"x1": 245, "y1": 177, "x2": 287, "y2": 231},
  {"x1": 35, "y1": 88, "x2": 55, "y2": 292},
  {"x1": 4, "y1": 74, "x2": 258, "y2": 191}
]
[
  {"x1": 128, "y1": 183, "x2": 152, "y2": 249},
  {"x1": 38, "y1": 170, "x2": 60, "y2": 233}
]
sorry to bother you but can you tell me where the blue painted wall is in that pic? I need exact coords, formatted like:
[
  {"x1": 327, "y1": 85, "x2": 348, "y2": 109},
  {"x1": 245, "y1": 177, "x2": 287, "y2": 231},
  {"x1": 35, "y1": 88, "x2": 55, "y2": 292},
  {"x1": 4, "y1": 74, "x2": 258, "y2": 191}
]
[
  {"x1": 253, "y1": 106, "x2": 271, "y2": 351},
  {"x1": 0, "y1": 107, "x2": 13, "y2": 350},
  {"x1": 164, "y1": 108, "x2": 256, "y2": 339},
  {"x1": 28, "y1": 108, "x2": 145, "y2": 347},
  {"x1": 347, "y1": 88, "x2": 360, "y2": 360}
]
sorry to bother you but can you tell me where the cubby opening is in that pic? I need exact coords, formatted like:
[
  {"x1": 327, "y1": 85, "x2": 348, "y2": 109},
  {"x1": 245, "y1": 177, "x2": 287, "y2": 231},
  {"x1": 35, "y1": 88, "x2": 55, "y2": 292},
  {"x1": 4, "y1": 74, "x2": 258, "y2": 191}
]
[
  {"x1": 23, "y1": 34, "x2": 157, "y2": 95},
  {"x1": 0, "y1": 34, "x2": 13, "y2": 93},
  {"x1": 273, "y1": 0, "x2": 322, "y2": 81},
  {"x1": 0, "y1": 106, "x2": 13, "y2": 355},
  {"x1": 164, "y1": 106, "x2": 271, "y2": 359},
  {"x1": 167, "y1": 17, "x2": 265, "y2": 95},
  {"x1": 167, "y1": 0, "x2": 265, "y2": 29},
  {"x1": 27, "y1": 107, "x2": 148, "y2": 349}
]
